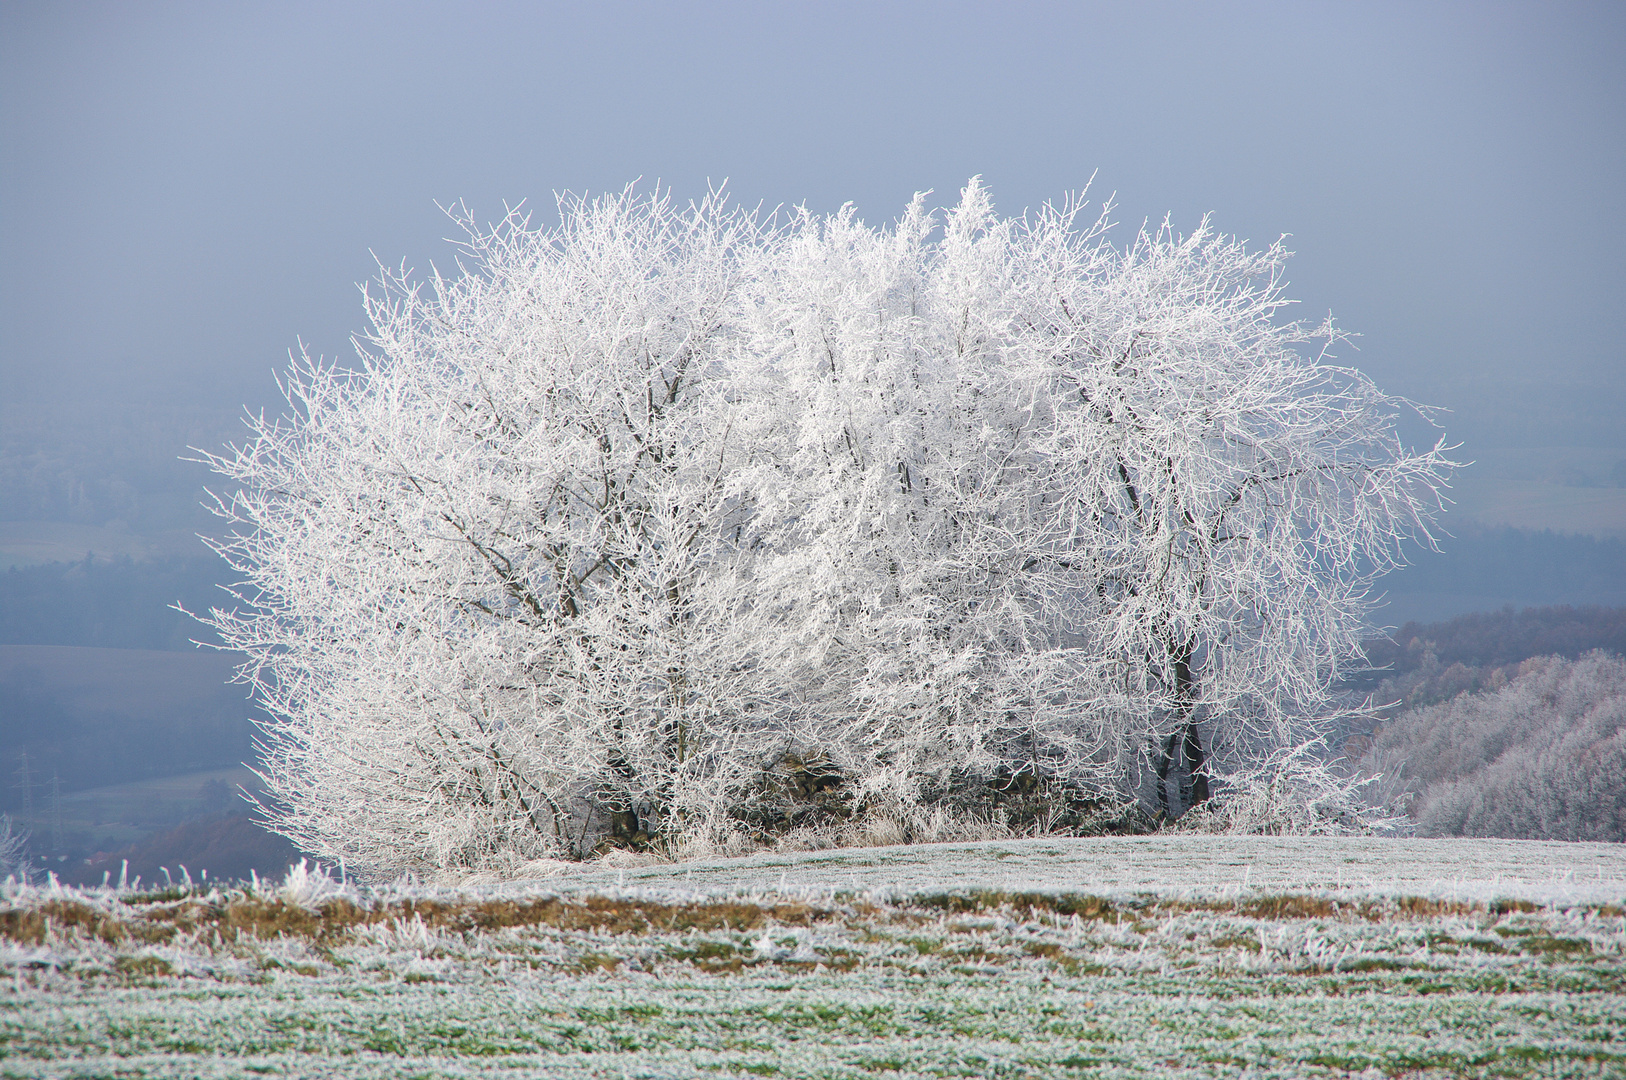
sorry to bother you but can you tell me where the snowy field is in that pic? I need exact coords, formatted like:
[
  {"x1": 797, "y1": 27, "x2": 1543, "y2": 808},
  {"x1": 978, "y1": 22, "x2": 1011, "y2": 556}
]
[
  {"x1": 507, "y1": 834, "x2": 1626, "y2": 908},
  {"x1": 3, "y1": 836, "x2": 1624, "y2": 1079}
]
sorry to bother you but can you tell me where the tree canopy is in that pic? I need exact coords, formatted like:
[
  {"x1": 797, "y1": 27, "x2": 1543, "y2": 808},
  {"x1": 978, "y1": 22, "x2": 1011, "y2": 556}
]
[{"x1": 199, "y1": 181, "x2": 1454, "y2": 878}]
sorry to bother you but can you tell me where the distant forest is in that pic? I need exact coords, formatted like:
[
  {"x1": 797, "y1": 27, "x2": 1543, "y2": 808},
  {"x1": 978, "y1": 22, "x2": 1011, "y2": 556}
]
[
  {"x1": 1350, "y1": 603, "x2": 1626, "y2": 844},
  {"x1": 1363, "y1": 603, "x2": 1626, "y2": 677},
  {"x1": 1354, "y1": 601, "x2": 1626, "y2": 711},
  {"x1": 1358, "y1": 650, "x2": 1626, "y2": 843}
]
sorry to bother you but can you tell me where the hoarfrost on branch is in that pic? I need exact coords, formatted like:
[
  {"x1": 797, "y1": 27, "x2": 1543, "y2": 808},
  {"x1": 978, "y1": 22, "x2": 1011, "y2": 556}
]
[{"x1": 197, "y1": 180, "x2": 1454, "y2": 876}]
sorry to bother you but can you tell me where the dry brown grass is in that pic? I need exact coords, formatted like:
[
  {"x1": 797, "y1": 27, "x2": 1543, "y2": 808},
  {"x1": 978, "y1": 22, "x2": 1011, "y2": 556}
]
[
  {"x1": 0, "y1": 891, "x2": 838, "y2": 947},
  {"x1": 0, "y1": 899, "x2": 167, "y2": 947},
  {"x1": 913, "y1": 890, "x2": 1123, "y2": 920},
  {"x1": 0, "y1": 886, "x2": 1564, "y2": 952}
]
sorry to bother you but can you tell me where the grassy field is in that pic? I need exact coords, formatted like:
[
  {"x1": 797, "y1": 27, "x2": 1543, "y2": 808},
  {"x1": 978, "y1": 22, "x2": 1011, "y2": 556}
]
[{"x1": 3, "y1": 837, "x2": 1624, "y2": 1078}]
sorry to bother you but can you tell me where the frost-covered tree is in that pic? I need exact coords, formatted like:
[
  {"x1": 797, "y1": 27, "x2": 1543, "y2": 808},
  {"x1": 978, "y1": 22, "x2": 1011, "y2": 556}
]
[
  {"x1": 1009, "y1": 209, "x2": 1455, "y2": 816},
  {"x1": 201, "y1": 180, "x2": 1452, "y2": 877},
  {"x1": 201, "y1": 188, "x2": 789, "y2": 873},
  {"x1": 743, "y1": 181, "x2": 1453, "y2": 823},
  {"x1": 735, "y1": 190, "x2": 1085, "y2": 826},
  {"x1": 1363, "y1": 651, "x2": 1626, "y2": 841}
]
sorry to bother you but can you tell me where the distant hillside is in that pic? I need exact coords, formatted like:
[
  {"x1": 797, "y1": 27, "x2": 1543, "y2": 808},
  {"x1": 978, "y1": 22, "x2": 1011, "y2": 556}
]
[
  {"x1": 1363, "y1": 603, "x2": 1626, "y2": 676},
  {"x1": 0, "y1": 644, "x2": 259, "y2": 807},
  {"x1": 1360, "y1": 651, "x2": 1626, "y2": 843},
  {"x1": 1349, "y1": 604, "x2": 1625, "y2": 714}
]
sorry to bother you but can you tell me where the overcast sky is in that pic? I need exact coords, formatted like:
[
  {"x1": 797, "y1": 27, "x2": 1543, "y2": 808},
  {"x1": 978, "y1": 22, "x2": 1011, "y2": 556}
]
[{"x1": 3, "y1": 1, "x2": 1624, "y2": 472}]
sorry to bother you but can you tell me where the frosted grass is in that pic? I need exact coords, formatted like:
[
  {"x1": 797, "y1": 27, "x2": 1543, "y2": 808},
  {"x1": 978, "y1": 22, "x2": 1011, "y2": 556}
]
[
  {"x1": 4, "y1": 836, "x2": 1623, "y2": 1078},
  {"x1": 514, "y1": 834, "x2": 1626, "y2": 908}
]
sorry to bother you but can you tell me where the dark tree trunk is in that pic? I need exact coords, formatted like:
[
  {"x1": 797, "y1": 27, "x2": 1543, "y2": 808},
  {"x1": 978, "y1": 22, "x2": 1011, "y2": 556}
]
[
  {"x1": 1155, "y1": 730, "x2": 1179, "y2": 818},
  {"x1": 1171, "y1": 640, "x2": 1211, "y2": 809},
  {"x1": 606, "y1": 749, "x2": 641, "y2": 840},
  {"x1": 1156, "y1": 636, "x2": 1209, "y2": 817},
  {"x1": 608, "y1": 802, "x2": 641, "y2": 840},
  {"x1": 606, "y1": 710, "x2": 641, "y2": 841},
  {"x1": 1183, "y1": 720, "x2": 1210, "y2": 806}
]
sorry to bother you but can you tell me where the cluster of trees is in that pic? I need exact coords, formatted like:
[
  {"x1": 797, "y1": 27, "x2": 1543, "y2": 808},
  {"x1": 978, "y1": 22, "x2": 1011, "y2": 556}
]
[
  {"x1": 1352, "y1": 603, "x2": 1626, "y2": 713},
  {"x1": 1362, "y1": 650, "x2": 1626, "y2": 842},
  {"x1": 200, "y1": 182, "x2": 1452, "y2": 878}
]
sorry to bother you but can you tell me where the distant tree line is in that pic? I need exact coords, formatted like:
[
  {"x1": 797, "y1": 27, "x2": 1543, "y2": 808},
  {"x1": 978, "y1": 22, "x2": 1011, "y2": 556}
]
[
  {"x1": 1371, "y1": 601, "x2": 1626, "y2": 672},
  {"x1": 1355, "y1": 602, "x2": 1626, "y2": 711},
  {"x1": 1360, "y1": 651, "x2": 1625, "y2": 843}
]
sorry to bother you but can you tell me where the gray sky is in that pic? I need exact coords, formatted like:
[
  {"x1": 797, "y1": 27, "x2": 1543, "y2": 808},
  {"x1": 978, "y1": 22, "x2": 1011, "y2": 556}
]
[{"x1": 4, "y1": 0, "x2": 1624, "y2": 461}]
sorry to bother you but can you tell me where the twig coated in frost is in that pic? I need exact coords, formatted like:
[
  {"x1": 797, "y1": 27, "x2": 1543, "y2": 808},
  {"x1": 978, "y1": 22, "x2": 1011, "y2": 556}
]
[{"x1": 193, "y1": 180, "x2": 1457, "y2": 878}]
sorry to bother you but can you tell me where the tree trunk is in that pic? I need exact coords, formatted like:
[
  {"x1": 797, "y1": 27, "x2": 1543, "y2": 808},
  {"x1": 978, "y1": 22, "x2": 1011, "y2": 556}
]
[
  {"x1": 1174, "y1": 640, "x2": 1211, "y2": 809},
  {"x1": 606, "y1": 710, "x2": 641, "y2": 841},
  {"x1": 608, "y1": 801, "x2": 641, "y2": 840},
  {"x1": 1157, "y1": 638, "x2": 1210, "y2": 816},
  {"x1": 1155, "y1": 730, "x2": 1179, "y2": 819},
  {"x1": 1183, "y1": 720, "x2": 1210, "y2": 807}
]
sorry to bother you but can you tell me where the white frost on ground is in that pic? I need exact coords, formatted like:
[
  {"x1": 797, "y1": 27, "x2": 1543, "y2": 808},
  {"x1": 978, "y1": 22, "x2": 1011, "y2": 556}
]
[
  {"x1": 3, "y1": 836, "x2": 1624, "y2": 1079},
  {"x1": 457, "y1": 834, "x2": 1626, "y2": 908}
]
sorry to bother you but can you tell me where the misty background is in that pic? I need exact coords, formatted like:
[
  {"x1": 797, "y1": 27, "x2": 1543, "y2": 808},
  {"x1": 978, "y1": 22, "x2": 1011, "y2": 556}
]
[{"x1": 3, "y1": 1, "x2": 1623, "y2": 876}]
